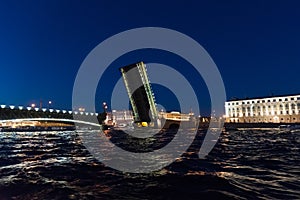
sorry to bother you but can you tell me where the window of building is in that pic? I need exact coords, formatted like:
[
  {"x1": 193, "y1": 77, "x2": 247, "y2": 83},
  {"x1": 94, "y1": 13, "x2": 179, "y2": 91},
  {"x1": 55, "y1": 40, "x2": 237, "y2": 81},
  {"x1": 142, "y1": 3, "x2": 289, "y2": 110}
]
[
  {"x1": 285, "y1": 98, "x2": 288, "y2": 101},
  {"x1": 267, "y1": 100, "x2": 270, "y2": 102},
  {"x1": 252, "y1": 101, "x2": 255, "y2": 103},
  {"x1": 279, "y1": 99, "x2": 282, "y2": 102},
  {"x1": 257, "y1": 100, "x2": 260, "y2": 103},
  {"x1": 297, "y1": 97, "x2": 300, "y2": 100},
  {"x1": 262, "y1": 100, "x2": 265, "y2": 103},
  {"x1": 291, "y1": 104, "x2": 296, "y2": 110},
  {"x1": 273, "y1": 99, "x2": 276, "y2": 102},
  {"x1": 281, "y1": 118, "x2": 284, "y2": 121}
]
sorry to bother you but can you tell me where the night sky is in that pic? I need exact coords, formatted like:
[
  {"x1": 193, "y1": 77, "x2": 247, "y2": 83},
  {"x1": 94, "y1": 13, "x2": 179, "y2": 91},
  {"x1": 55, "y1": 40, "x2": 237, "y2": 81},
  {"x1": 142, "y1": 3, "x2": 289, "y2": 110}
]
[{"x1": 1, "y1": 1, "x2": 300, "y2": 115}]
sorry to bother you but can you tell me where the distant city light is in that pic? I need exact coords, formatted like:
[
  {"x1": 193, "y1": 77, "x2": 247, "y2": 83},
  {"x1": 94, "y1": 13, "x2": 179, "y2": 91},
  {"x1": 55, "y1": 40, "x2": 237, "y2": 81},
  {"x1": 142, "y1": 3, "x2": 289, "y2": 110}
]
[{"x1": 78, "y1": 107, "x2": 85, "y2": 112}]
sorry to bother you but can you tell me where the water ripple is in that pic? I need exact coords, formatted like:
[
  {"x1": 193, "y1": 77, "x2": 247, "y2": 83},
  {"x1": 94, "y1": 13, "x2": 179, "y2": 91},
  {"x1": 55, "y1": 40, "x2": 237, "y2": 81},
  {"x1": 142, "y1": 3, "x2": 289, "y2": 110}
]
[{"x1": 0, "y1": 130, "x2": 299, "y2": 199}]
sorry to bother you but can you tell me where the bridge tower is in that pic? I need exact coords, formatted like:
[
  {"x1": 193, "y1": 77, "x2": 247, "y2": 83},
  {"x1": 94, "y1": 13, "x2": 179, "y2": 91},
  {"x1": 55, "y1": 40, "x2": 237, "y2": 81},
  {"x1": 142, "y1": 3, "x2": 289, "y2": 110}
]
[{"x1": 120, "y1": 61, "x2": 158, "y2": 126}]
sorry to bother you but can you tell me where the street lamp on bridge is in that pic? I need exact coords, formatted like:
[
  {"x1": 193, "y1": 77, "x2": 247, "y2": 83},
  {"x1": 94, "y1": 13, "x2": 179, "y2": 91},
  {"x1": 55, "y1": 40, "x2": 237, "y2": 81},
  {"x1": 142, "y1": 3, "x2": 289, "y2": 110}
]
[{"x1": 48, "y1": 101, "x2": 52, "y2": 109}]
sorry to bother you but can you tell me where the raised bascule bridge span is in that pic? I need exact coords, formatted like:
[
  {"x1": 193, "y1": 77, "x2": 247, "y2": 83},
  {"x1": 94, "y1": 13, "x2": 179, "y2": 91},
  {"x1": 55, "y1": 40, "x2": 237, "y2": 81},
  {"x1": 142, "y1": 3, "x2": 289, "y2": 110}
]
[{"x1": 119, "y1": 61, "x2": 197, "y2": 129}]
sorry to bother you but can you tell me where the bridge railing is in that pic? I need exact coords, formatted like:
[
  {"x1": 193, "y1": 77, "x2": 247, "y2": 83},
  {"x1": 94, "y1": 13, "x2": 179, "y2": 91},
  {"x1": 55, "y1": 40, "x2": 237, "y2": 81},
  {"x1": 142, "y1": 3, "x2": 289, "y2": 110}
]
[{"x1": 0, "y1": 105, "x2": 102, "y2": 122}]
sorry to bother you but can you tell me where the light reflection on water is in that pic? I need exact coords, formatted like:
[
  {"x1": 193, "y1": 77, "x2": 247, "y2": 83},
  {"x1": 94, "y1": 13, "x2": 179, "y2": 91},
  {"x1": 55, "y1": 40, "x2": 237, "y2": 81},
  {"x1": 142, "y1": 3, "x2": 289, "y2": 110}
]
[{"x1": 0, "y1": 130, "x2": 299, "y2": 199}]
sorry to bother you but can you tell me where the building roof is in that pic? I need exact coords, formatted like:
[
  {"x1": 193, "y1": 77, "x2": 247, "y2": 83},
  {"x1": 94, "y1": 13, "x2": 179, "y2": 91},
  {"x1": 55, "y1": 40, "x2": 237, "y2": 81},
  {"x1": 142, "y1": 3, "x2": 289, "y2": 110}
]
[{"x1": 227, "y1": 93, "x2": 300, "y2": 102}]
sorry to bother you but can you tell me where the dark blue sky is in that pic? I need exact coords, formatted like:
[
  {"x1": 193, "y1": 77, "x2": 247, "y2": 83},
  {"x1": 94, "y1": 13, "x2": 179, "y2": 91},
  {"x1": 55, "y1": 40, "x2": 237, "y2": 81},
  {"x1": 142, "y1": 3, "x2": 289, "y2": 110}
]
[{"x1": 1, "y1": 1, "x2": 300, "y2": 115}]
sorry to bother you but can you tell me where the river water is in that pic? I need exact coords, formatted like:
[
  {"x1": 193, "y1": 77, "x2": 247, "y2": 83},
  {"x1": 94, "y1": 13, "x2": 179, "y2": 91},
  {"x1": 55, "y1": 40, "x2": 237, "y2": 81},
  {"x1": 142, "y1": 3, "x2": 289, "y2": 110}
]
[{"x1": 0, "y1": 129, "x2": 299, "y2": 199}]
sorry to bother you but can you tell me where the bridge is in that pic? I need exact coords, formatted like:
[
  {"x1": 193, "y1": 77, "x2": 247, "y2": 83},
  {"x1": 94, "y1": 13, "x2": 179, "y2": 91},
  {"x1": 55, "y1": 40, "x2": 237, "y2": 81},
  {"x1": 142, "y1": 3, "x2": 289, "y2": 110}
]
[
  {"x1": 120, "y1": 61, "x2": 158, "y2": 126},
  {"x1": 0, "y1": 61, "x2": 196, "y2": 130},
  {"x1": 0, "y1": 105, "x2": 101, "y2": 119},
  {"x1": 0, "y1": 104, "x2": 105, "y2": 130},
  {"x1": 0, "y1": 118, "x2": 101, "y2": 127}
]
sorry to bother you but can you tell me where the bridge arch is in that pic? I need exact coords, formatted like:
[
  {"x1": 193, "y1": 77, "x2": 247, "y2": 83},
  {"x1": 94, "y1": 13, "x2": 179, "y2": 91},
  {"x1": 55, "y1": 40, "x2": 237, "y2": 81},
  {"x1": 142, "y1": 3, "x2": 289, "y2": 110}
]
[{"x1": 0, "y1": 118, "x2": 101, "y2": 127}]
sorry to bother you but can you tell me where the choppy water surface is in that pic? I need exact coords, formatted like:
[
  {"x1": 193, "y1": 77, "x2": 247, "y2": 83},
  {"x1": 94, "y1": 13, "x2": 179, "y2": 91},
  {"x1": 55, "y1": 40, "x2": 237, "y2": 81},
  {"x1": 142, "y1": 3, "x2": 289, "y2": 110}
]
[{"x1": 0, "y1": 129, "x2": 299, "y2": 199}]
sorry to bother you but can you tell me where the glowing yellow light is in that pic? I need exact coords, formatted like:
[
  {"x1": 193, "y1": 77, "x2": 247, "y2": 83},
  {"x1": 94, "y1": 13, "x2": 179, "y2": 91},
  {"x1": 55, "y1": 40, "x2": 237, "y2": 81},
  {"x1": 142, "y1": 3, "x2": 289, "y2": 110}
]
[{"x1": 141, "y1": 122, "x2": 148, "y2": 127}]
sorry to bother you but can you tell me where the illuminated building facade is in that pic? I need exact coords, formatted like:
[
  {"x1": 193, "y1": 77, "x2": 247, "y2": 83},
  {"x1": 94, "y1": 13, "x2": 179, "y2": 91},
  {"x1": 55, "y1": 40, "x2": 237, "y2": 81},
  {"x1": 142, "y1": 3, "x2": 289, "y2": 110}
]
[
  {"x1": 104, "y1": 110, "x2": 134, "y2": 126},
  {"x1": 158, "y1": 111, "x2": 193, "y2": 121},
  {"x1": 225, "y1": 94, "x2": 300, "y2": 123}
]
